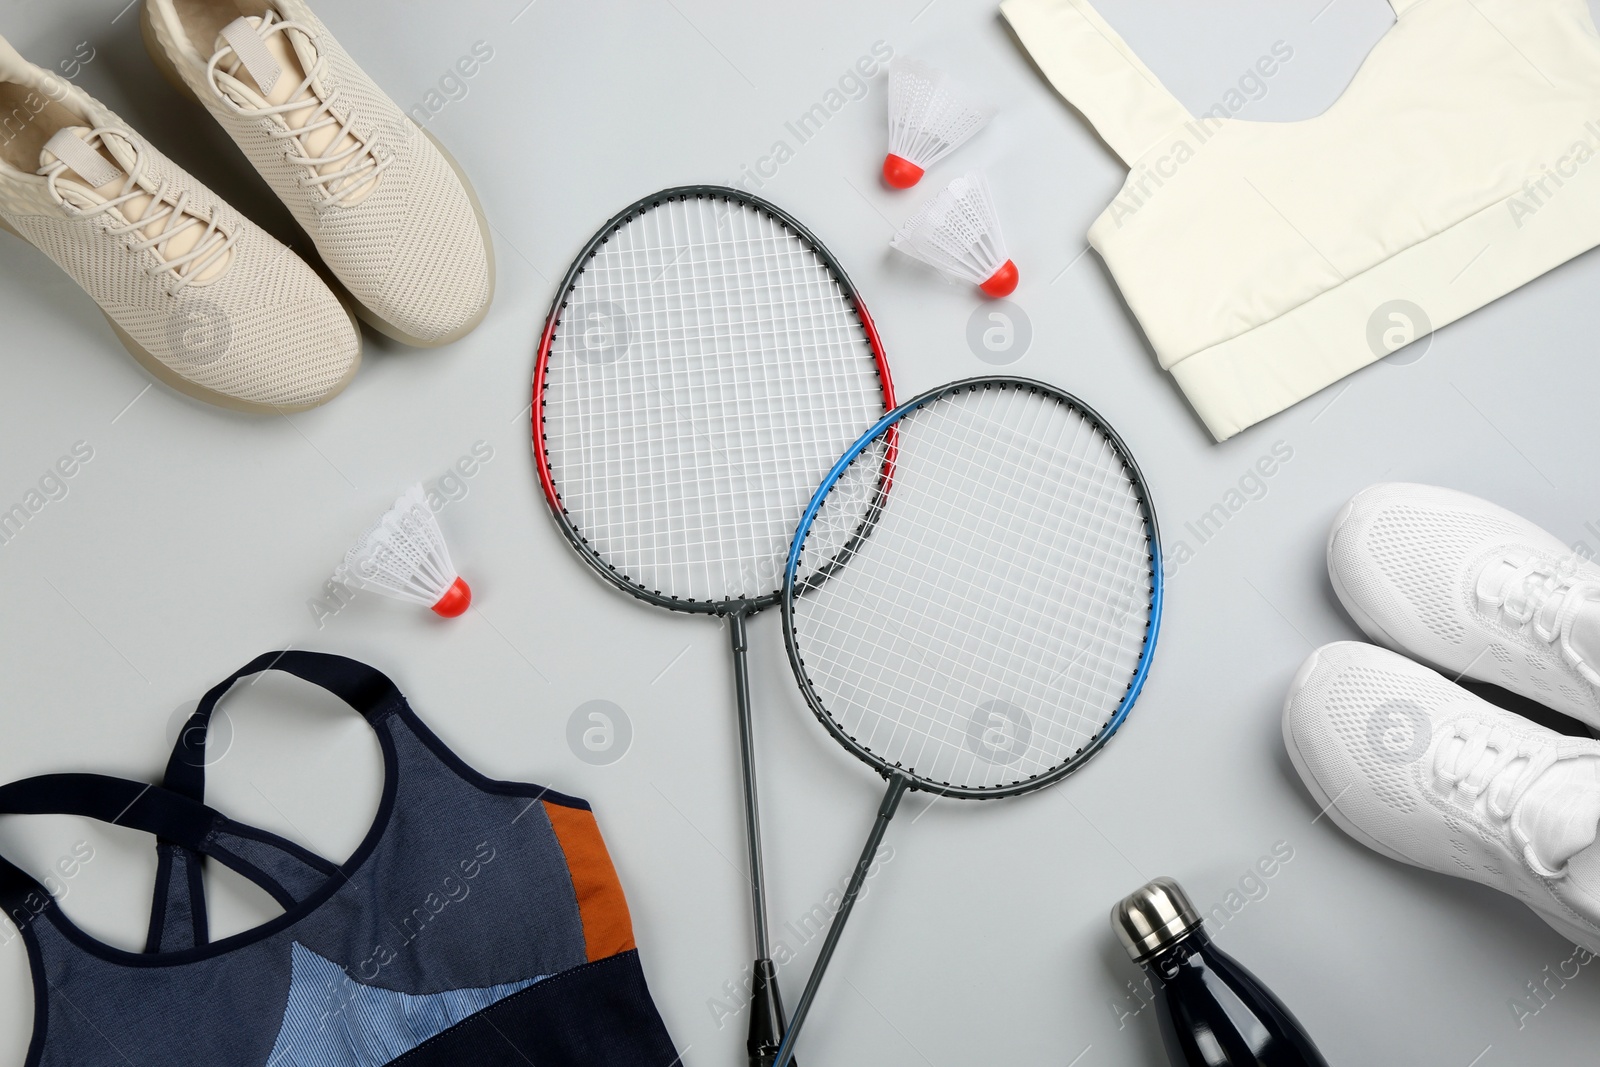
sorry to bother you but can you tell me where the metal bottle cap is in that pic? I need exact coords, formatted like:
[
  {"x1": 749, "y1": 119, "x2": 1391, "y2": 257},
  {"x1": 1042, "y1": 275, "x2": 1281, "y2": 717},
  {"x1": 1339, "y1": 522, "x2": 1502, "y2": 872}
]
[{"x1": 1111, "y1": 877, "x2": 1203, "y2": 961}]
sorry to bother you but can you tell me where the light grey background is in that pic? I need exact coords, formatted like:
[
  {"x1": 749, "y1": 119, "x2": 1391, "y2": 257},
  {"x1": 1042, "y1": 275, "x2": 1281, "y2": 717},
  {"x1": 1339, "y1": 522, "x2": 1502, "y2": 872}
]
[{"x1": 2, "y1": 1, "x2": 1599, "y2": 1064}]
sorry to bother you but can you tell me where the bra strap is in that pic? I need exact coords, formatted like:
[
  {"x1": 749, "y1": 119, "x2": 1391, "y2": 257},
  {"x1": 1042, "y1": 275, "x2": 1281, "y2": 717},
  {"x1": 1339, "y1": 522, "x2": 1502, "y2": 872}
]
[
  {"x1": 1001, "y1": 0, "x2": 1193, "y2": 165},
  {"x1": 164, "y1": 650, "x2": 402, "y2": 802},
  {"x1": 1, "y1": 775, "x2": 220, "y2": 844},
  {"x1": 0, "y1": 773, "x2": 343, "y2": 950},
  {"x1": 149, "y1": 651, "x2": 400, "y2": 952},
  {"x1": 0, "y1": 774, "x2": 221, "y2": 931},
  {"x1": 148, "y1": 842, "x2": 209, "y2": 952}
]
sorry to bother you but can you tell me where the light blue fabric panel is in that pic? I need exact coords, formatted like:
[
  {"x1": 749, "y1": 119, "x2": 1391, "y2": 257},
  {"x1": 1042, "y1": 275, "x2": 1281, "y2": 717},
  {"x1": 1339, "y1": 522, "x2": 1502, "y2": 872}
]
[{"x1": 265, "y1": 942, "x2": 546, "y2": 1067}]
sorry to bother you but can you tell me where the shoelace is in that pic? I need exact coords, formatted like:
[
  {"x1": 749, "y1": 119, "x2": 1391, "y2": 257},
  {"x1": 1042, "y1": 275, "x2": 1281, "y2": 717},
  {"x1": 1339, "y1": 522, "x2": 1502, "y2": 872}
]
[
  {"x1": 1434, "y1": 720, "x2": 1565, "y2": 877},
  {"x1": 38, "y1": 128, "x2": 235, "y2": 294},
  {"x1": 1476, "y1": 556, "x2": 1600, "y2": 687},
  {"x1": 205, "y1": 11, "x2": 392, "y2": 208}
]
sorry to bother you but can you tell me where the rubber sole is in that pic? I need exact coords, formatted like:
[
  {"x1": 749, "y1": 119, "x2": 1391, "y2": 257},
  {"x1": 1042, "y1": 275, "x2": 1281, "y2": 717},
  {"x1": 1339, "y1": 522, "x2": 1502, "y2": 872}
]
[
  {"x1": 140, "y1": 0, "x2": 496, "y2": 348},
  {"x1": 1, "y1": 212, "x2": 358, "y2": 414},
  {"x1": 105, "y1": 304, "x2": 361, "y2": 414},
  {"x1": 1283, "y1": 654, "x2": 1600, "y2": 953}
]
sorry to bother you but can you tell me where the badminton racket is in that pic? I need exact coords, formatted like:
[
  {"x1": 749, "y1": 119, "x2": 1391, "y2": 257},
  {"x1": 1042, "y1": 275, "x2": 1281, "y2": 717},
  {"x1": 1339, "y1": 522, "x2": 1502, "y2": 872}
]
[
  {"x1": 533, "y1": 186, "x2": 895, "y2": 1065},
  {"x1": 773, "y1": 377, "x2": 1162, "y2": 1066}
]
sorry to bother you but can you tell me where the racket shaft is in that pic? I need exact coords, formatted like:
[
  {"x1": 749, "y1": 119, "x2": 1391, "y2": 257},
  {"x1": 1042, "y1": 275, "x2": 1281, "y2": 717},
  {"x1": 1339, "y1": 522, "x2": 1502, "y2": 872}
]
[
  {"x1": 729, "y1": 612, "x2": 772, "y2": 958},
  {"x1": 773, "y1": 774, "x2": 909, "y2": 1067}
]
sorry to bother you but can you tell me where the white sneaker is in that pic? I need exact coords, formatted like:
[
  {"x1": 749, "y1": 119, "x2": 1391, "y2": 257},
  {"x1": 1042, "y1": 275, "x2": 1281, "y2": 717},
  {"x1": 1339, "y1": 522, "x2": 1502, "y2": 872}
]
[
  {"x1": 141, "y1": 0, "x2": 494, "y2": 346},
  {"x1": 1284, "y1": 641, "x2": 1600, "y2": 951},
  {"x1": 1327, "y1": 483, "x2": 1600, "y2": 727},
  {"x1": 0, "y1": 36, "x2": 359, "y2": 411}
]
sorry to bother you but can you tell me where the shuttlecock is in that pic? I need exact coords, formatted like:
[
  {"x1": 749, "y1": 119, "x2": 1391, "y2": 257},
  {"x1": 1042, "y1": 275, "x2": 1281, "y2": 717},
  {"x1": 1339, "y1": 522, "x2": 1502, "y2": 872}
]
[
  {"x1": 334, "y1": 485, "x2": 472, "y2": 618},
  {"x1": 883, "y1": 57, "x2": 992, "y2": 189},
  {"x1": 891, "y1": 173, "x2": 1018, "y2": 298}
]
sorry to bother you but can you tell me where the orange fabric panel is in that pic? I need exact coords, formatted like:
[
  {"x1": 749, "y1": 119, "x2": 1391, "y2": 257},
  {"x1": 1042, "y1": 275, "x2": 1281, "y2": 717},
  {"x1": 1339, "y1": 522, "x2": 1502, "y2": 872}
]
[{"x1": 543, "y1": 801, "x2": 636, "y2": 961}]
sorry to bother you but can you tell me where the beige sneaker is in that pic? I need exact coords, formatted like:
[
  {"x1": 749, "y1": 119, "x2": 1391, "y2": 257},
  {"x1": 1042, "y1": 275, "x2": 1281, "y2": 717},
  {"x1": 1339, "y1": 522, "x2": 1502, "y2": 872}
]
[
  {"x1": 141, "y1": 0, "x2": 494, "y2": 347},
  {"x1": 0, "y1": 36, "x2": 360, "y2": 412}
]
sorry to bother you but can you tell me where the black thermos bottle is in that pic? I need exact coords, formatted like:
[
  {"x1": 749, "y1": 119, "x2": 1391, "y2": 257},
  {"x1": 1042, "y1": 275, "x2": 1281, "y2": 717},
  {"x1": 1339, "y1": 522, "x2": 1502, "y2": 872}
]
[{"x1": 1110, "y1": 878, "x2": 1330, "y2": 1067}]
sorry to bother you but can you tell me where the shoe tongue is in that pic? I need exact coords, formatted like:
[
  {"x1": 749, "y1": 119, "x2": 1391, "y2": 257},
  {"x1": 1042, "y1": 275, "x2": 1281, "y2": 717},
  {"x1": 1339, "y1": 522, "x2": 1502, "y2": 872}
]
[
  {"x1": 214, "y1": 16, "x2": 378, "y2": 206},
  {"x1": 1519, "y1": 755, "x2": 1600, "y2": 869},
  {"x1": 40, "y1": 128, "x2": 124, "y2": 193},
  {"x1": 1568, "y1": 597, "x2": 1600, "y2": 682},
  {"x1": 220, "y1": 17, "x2": 284, "y2": 97},
  {"x1": 215, "y1": 16, "x2": 318, "y2": 108},
  {"x1": 41, "y1": 128, "x2": 231, "y2": 283},
  {"x1": 1478, "y1": 558, "x2": 1519, "y2": 600}
]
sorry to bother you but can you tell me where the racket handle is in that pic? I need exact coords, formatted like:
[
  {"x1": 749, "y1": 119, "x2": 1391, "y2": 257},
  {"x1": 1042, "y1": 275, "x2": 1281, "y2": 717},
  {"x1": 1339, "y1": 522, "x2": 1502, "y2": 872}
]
[
  {"x1": 747, "y1": 956, "x2": 793, "y2": 1066},
  {"x1": 772, "y1": 774, "x2": 909, "y2": 1067}
]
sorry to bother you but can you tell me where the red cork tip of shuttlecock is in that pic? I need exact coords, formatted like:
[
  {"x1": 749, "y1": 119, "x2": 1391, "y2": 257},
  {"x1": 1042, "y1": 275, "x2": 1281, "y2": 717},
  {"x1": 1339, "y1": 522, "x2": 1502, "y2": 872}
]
[
  {"x1": 882, "y1": 154, "x2": 925, "y2": 189},
  {"x1": 431, "y1": 577, "x2": 472, "y2": 618},
  {"x1": 979, "y1": 260, "x2": 1019, "y2": 298}
]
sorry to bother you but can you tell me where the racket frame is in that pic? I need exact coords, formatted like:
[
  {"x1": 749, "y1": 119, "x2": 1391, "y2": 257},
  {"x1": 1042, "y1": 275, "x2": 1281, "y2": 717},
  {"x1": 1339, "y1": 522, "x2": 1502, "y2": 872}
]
[
  {"x1": 532, "y1": 184, "x2": 896, "y2": 618},
  {"x1": 781, "y1": 375, "x2": 1164, "y2": 801}
]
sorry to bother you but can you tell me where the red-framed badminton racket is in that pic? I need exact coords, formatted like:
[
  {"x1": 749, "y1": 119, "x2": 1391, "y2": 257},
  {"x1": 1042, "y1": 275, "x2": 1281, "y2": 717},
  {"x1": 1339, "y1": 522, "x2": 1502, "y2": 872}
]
[{"x1": 532, "y1": 186, "x2": 894, "y2": 1066}]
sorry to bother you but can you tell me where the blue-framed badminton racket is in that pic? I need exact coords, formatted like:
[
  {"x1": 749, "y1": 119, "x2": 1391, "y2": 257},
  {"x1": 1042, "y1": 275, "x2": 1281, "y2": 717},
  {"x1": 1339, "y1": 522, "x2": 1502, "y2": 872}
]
[{"x1": 773, "y1": 377, "x2": 1163, "y2": 1066}]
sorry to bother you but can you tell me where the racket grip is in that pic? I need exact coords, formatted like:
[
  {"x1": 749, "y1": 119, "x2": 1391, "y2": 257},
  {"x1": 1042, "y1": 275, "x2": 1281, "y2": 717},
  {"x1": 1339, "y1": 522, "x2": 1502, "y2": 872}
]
[
  {"x1": 747, "y1": 957, "x2": 793, "y2": 1066},
  {"x1": 772, "y1": 774, "x2": 908, "y2": 1067}
]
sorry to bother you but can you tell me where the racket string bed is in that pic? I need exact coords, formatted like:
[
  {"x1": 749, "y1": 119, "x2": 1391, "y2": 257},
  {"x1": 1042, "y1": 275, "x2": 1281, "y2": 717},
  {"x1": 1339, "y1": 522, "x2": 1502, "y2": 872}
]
[
  {"x1": 545, "y1": 197, "x2": 885, "y2": 604},
  {"x1": 793, "y1": 386, "x2": 1153, "y2": 791}
]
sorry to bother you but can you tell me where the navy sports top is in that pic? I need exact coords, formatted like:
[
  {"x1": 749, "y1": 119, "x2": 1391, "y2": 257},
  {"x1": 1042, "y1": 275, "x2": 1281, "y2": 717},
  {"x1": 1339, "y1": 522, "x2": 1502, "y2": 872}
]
[{"x1": 0, "y1": 651, "x2": 680, "y2": 1067}]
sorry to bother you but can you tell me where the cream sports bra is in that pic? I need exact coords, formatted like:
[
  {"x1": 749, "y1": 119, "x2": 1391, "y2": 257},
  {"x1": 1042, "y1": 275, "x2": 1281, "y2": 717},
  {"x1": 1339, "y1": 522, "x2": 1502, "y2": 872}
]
[{"x1": 1003, "y1": 0, "x2": 1600, "y2": 440}]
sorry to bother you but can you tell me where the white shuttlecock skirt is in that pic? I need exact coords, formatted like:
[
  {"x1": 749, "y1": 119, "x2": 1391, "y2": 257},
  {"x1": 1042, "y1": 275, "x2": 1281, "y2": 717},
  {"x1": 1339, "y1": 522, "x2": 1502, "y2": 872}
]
[
  {"x1": 884, "y1": 57, "x2": 992, "y2": 187},
  {"x1": 334, "y1": 485, "x2": 470, "y2": 616},
  {"x1": 891, "y1": 172, "x2": 1018, "y2": 296}
]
